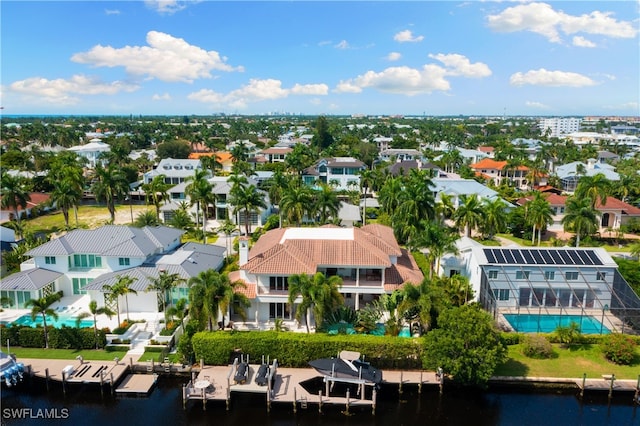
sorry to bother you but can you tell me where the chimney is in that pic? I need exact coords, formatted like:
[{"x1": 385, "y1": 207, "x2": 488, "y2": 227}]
[{"x1": 239, "y1": 237, "x2": 250, "y2": 266}]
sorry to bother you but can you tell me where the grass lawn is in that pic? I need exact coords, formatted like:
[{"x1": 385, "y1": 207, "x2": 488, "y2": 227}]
[
  {"x1": 495, "y1": 343, "x2": 640, "y2": 380},
  {"x1": 6, "y1": 347, "x2": 128, "y2": 361},
  {"x1": 139, "y1": 350, "x2": 181, "y2": 364}
]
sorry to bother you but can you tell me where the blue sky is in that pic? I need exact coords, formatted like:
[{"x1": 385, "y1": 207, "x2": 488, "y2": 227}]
[{"x1": 1, "y1": 1, "x2": 638, "y2": 116}]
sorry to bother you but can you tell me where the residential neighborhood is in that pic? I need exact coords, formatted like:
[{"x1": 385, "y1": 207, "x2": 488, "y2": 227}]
[{"x1": 1, "y1": 114, "x2": 640, "y2": 393}]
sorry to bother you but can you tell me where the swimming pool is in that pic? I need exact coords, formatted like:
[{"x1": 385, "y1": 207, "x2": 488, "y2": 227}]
[
  {"x1": 5, "y1": 314, "x2": 93, "y2": 329},
  {"x1": 503, "y1": 313, "x2": 610, "y2": 334}
]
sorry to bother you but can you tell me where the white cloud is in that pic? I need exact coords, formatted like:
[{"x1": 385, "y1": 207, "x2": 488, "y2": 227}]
[
  {"x1": 487, "y1": 2, "x2": 638, "y2": 43},
  {"x1": 71, "y1": 31, "x2": 243, "y2": 83},
  {"x1": 525, "y1": 101, "x2": 550, "y2": 109},
  {"x1": 6, "y1": 74, "x2": 139, "y2": 105},
  {"x1": 428, "y1": 53, "x2": 492, "y2": 78},
  {"x1": 572, "y1": 36, "x2": 596, "y2": 48},
  {"x1": 603, "y1": 101, "x2": 639, "y2": 111},
  {"x1": 510, "y1": 69, "x2": 596, "y2": 87},
  {"x1": 394, "y1": 30, "x2": 424, "y2": 43},
  {"x1": 386, "y1": 52, "x2": 402, "y2": 61},
  {"x1": 105, "y1": 9, "x2": 121, "y2": 15},
  {"x1": 335, "y1": 40, "x2": 350, "y2": 50},
  {"x1": 144, "y1": 0, "x2": 188, "y2": 15},
  {"x1": 152, "y1": 93, "x2": 171, "y2": 101},
  {"x1": 188, "y1": 78, "x2": 328, "y2": 109},
  {"x1": 335, "y1": 65, "x2": 450, "y2": 96}
]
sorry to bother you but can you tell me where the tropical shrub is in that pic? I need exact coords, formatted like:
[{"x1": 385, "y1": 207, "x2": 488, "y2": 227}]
[
  {"x1": 554, "y1": 321, "x2": 582, "y2": 346},
  {"x1": 522, "y1": 334, "x2": 554, "y2": 359},
  {"x1": 601, "y1": 333, "x2": 637, "y2": 365}
]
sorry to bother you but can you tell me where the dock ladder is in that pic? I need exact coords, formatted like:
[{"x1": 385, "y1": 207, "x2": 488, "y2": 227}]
[{"x1": 300, "y1": 396, "x2": 308, "y2": 409}]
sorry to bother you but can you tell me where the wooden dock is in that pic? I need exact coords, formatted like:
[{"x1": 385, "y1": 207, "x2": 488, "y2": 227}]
[
  {"x1": 20, "y1": 357, "x2": 130, "y2": 388},
  {"x1": 116, "y1": 374, "x2": 158, "y2": 395},
  {"x1": 183, "y1": 362, "x2": 442, "y2": 412}
]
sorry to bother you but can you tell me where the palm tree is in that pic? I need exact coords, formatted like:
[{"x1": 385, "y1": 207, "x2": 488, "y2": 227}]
[
  {"x1": 393, "y1": 170, "x2": 436, "y2": 245},
  {"x1": 188, "y1": 269, "x2": 249, "y2": 331},
  {"x1": 185, "y1": 169, "x2": 215, "y2": 243},
  {"x1": 103, "y1": 275, "x2": 138, "y2": 325},
  {"x1": 575, "y1": 173, "x2": 611, "y2": 208},
  {"x1": 413, "y1": 221, "x2": 459, "y2": 278},
  {"x1": 397, "y1": 278, "x2": 444, "y2": 333},
  {"x1": 288, "y1": 272, "x2": 342, "y2": 333},
  {"x1": 134, "y1": 210, "x2": 159, "y2": 227},
  {"x1": 358, "y1": 168, "x2": 374, "y2": 225},
  {"x1": 453, "y1": 194, "x2": 483, "y2": 237},
  {"x1": 629, "y1": 241, "x2": 640, "y2": 261},
  {"x1": 525, "y1": 193, "x2": 554, "y2": 245},
  {"x1": 216, "y1": 219, "x2": 238, "y2": 258},
  {"x1": 166, "y1": 298, "x2": 188, "y2": 330},
  {"x1": 280, "y1": 184, "x2": 314, "y2": 226},
  {"x1": 436, "y1": 193, "x2": 456, "y2": 224},
  {"x1": 142, "y1": 174, "x2": 171, "y2": 219},
  {"x1": 0, "y1": 172, "x2": 31, "y2": 228},
  {"x1": 91, "y1": 164, "x2": 129, "y2": 223},
  {"x1": 25, "y1": 292, "x2": 62, "y2": 348},
  {"x1": 77, "y1": 300, "x2": 115, "y2": 349},
  {"x1": 313, "y1": 183, "x2": 340, "y2": 224},
  {"x1": 229, "y1": 182, "x2": 267, "y2": 235},
  {"x1": 377, "y1": 176, "x2": 403, "y2": 216},
  {"x1": 562, "y1": 196, "x2": 598, "y2": 247},
  {"x1": 147, "y1": 271, "x2": 185, "y2": 312},
  {"x1": 49, "y1": 177, "x2": 82, "y2": 229},
  {"x1": 481, "y1": 198, "x2": 509, "y2": 240}
]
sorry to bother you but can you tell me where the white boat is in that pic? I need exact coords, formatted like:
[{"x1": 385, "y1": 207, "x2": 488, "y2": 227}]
[{"x1": 1, "y1": 351, "x2": 25, "y2": 387}]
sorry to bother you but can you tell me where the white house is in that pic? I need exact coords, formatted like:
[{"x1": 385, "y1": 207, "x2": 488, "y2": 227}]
[
  {"x1": 143, "y1": 158, "x2": 203, "y2": 185},
  {"x1": 302, "y1": 157, "x2": 366, "y2": 190},
  {"x1": 67, "y1": 139, "x2": 111, "y2": 168}
]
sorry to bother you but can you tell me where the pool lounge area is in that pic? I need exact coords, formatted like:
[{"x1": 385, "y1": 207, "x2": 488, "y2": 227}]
[{"x1": 503, "y1": 313, "x2": 610, "y2": 334}]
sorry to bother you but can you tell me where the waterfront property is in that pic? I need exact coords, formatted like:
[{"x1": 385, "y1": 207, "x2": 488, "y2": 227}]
[
  {"x1": 231, "y1": 224, "x2": 424, "y2": 329},
  {"x1": 452, "y1": 246, "x2": 640, "y2": 333}
]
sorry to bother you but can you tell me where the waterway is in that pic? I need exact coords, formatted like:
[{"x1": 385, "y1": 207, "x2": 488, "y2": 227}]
[{"x1": 1, "y1": 377, "x2": 637, "y2": 425}]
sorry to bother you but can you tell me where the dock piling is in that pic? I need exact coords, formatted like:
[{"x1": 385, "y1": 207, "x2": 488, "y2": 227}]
[
  {"x1": 372, "y1": 388, "x2": 377, "y2": 415},
  {"x1": 418, "y1": 371, "x2": 422, "y2": 394},
  {"x1": 399, "y1": 371, "x2": 403, "y2": 395},
  {"x1": 110, "y1": 372, "x2": 115, "y2": 395},
  {"x1": 345, "y1": 388, "x2": 350, "y2": 416},
  {"x1": 226, "y1": 378, "x2": 231, "y2": 411},
  {"x1": 62, "y1": 371, "x2": 66, "y2": 396},
  {"x1": 318, "y1": 390, "x2": 322, "y2": 413},
  {"x1": 608, "y1": 374, "x2": 615, "y2": 400},
  {"x1": 45, "y1": 368, "x2": 50, "y2": 392},
  {"x1": 635, "y1": 375, "x2": 639, "y2": 405},
  {"x1": 202, "y1": 387, "x2": 206, "y2": 411},
  {"x1": 182, "y1": 385, "x2": 187, "y2": 410},
  {"x1": 580, "y1": 373, "x2": 586, "y2": 398},
  {"x1": 100, "y1": 371, "x2": 104, "y2": 398},
  {"x1": 292, "y1": 387, "x2": 296, "y2": 413}
]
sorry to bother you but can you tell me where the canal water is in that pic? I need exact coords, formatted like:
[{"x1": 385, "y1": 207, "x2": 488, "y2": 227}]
[{"x1": 1, "y1": 376, "x2": 637, "y2": 425}]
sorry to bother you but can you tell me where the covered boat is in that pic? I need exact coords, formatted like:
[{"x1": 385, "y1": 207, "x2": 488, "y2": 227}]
[{"x1": 309, "y1": 350, "x2": 382, "y2": 385}]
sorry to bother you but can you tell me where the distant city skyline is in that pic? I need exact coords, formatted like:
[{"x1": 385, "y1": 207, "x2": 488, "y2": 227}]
[{"x1": 1, "y1": 1, "x2": 638, "y2": 117}]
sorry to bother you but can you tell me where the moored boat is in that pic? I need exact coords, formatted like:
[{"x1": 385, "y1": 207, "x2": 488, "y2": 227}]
[
  {"x1": 1, "y1": 351, "x2": 25, "y2": 387},
  {"x1": 309, "y1": 350, "x2": 382, "y2": 385}
]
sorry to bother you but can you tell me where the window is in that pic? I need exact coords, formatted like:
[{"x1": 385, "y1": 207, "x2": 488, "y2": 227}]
[
  {"x1": 493, "y1": 289, "x2": 509, "y2": 301},
  {"x1": 544, "y1": 271, "x2": 555, "y2": 280},
  {"x1": 269, "y1": 302, "x2": 290, "y2": 319},
  {"x1": 72, "y1": 278, "x2": 92, "y2": 295},
  {"x1": 45, "y1": 256, "x2": 56, "y2": 265},
  {"x1": 515, "y1": 271, "x2": 530, "y2": 280},
  {"x1": 488, "y1": 270, "x2": 498, "y2": 279},
  {"x1": 596, "y1": 272, "x2": 606, "y2": 281},
  {"x1": 72, "y1": 254, "x2": 102, "y2": 269},
  {"x1": 269, "y1": 276, "x2": 289, "y2": 291},
  {"x1": 566, "y1": 272, "x2": 579, "y2": 280},
  {"x1": 118, "y1": 258, "x2": 130, "y2": 266}
]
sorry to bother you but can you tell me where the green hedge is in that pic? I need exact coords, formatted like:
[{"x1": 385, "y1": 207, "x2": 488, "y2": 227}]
[
  {"x1": 192, "y1": 331, "x2": 424, "y2": 369},
  {"x1": 106, "y1": 345, "x2": 131, "y2": 352},
  {"x1": 0, "y1": 325, "x2": 106, "y2": 349},
  {"x1": 500, "y1": 331, "x2": 640, "y2": 346}
]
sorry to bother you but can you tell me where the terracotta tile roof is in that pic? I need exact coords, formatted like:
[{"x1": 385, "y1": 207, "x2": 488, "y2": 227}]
[
  {"x1": 385, "y1": 248, "x2": 424, "y2": 285},
  {"x1": 470, "y1": 158, "x2": 528, "y2": 171},
  {"x1": 1, "y1": 192, "x2": 51, "y2": 213},
  {"x1": 517, "y1": 193, "x2": 567, "y2": 207},
  {"x1": 228, "y1": 271, "x2": 257, "y2": 298},
  {"x1": 261, "y1": 147, "x2": 293, "y2": 155},
  {"x1": 187, "y1": 151, "x2": 233, "y2": 163},
  {"x1": 478, "y1": 146, "x2": 495, "y2": 153},
  {"x1": 597, "y1": 197, "x2": 640, "y2": 215}
]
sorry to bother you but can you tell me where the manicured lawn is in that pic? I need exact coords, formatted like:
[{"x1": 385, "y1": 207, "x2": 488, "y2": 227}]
[
  {"x1": 495, "y1": 343, "x2": 640, "y2": 380},
  {"x1": 139, "y1": 350, "x2": 181, "y2": 364},
  {"x1": 6, "y1": 347, "x2": 128, "y2": 361}
]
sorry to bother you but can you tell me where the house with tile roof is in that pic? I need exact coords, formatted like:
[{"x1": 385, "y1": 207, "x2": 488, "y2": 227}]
[
  {"x1": 516, "y1": 194, "x2": 640, "y2": 232},
  {"x1": 0, "y1": 225, "x2": 185, "y2": 314},
  {"x1": 470, "y1": 158, "x2": 531, "y2": 189},
  {"x1": 230, "y1": 224, "x2": 424, "y2": 329},
  {"x1": 0, "y1": 192, "x2": 52, "y2": 223},
  {"x1": 555, "y1": 159, "x2": 620, "y2": 192}
]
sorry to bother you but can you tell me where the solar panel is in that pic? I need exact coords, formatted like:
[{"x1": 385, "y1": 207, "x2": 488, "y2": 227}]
[
  {"x1": 503, "y1": 250, "x2": 516, "y2": 264},
  {"x1": 575, "y1": 251, "x2": 592, "y2": 265},
  {"x1": 549, "y1": 250, "x2": 564, "y2": 264},
  {"x1": 540, "y1": 250, "x2": 554, "y2": 264},
  {"x1": 531, "y1": 250, "x2": 544, "y2": 264},
  {"x1": 558, "y1": 251, "x2": 573, "y2": 264},
  {"x1": 512, "y1": 250, "x2": 525, "y2": 264},
  {"x1": 494, "y1": 250, "x2": 506, "y2": 264},
  {"x1": 584, "y1": 250, "x2": 603, "y2": 265},
  {"x1": 484, "y1": 249, "x2": 497, "y2": 264},
  {"x1": 521, "y1": 250, "x2": 536, "y2": 264},
  {"x1": 566, "y1": 251, "x2": 583, "y2": 264}
]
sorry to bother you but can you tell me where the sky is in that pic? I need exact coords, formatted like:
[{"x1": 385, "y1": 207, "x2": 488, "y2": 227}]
[{"x1": 1, "y1": 1, "x2": 639, "y2": 117}]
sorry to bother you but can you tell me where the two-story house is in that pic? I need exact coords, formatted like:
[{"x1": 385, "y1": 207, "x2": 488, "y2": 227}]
[
  {"x1": 302, "y1": 157, "x2": 366, "y2": 190},
  {"x1": 143, "y1": 158, "x2": 204, "y2": 185},
  {"x1": 470, "y1": 158, "x2": 531, "y2": 189},
  {"x1": 230, "y1": 224, "x2": 424, "y2": 329},
  {"x1": 0, "y1": 225, "x2": 183, "y2": 311}
]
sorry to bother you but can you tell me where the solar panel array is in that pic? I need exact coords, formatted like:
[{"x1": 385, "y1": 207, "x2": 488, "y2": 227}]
[{"x1": 482, "y1": 248, "x2": 603, "y2": 266}]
